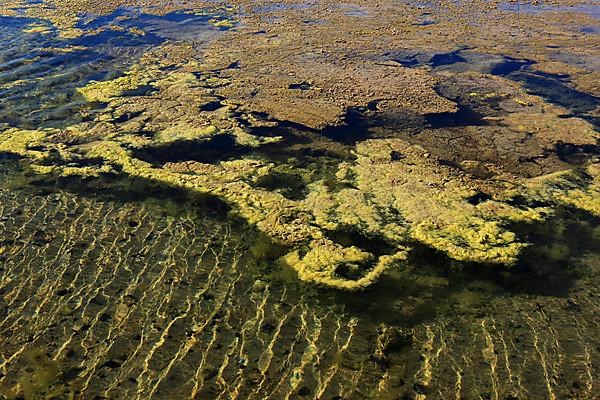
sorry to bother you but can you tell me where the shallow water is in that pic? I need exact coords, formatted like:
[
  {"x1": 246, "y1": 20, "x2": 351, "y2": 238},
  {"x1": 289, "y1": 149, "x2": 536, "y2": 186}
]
[{"x1": 0, "y1": 1, "x2": 599, "y2": 399}]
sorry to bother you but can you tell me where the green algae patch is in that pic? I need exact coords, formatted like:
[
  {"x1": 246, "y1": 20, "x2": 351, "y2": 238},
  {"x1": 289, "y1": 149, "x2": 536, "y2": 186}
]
[
  {"x1": 209, "y1": 17, "x2": 236, "y2": 29},
  {"x1": 0, "y1": 125, "x2": 558, "y2": 288},
  {"x1": 0, "y1": 128, "x2": 51, "y2": 159},
  {"x1": 281, "y1": 241, "x2": 408, "y2": 290},
  {"x1": 2, "y1": 32, "x2": 595, "y2": 290},
  {"x1": 80, "y1": 140, "x2": 321, "y2": 243},
  {"x1": 77, "y1": 66, "x2": 153, "y2": 103},
  {"x1": 302, "y1": 139, "x2": 555, "y2": 265},
  {"x1": 412, "y1": 218, "x2": 525, "y2": 264},
  {"x1": 13, "y1": 136, "x2": 401, "y2": 290},
  {"x1": 530, "y1": 163, "x2": 600, "y2": 217},
  {"x1": 9, "y1": 347, "x2": 73, "y2": 400},
  {"x1": 154, "y1": 124, "x2": 219, "y2": 144}
]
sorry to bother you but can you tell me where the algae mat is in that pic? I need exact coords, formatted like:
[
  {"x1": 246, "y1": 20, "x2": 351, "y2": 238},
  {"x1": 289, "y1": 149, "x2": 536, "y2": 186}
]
[{"x1": 0, "y1": 0, "x2": 599, "y2": 399}]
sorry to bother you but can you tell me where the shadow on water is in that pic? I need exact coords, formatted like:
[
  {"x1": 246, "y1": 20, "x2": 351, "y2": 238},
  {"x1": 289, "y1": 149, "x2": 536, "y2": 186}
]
[
  {"x1": 429, "y1": 49, "x2": 467, "y2": 67},
  {"x1": 131, "y1": 134, "x2": 250, "y2": 165},
  {"x1": 378, "y1": 49, "x2": 600, "y2": 130},
  {"x1": 334, "y1": 206, "x2": 600, "y2": 328},
  {"x1": 508, "y1": 70, "x2": 600, "y2": 127},
  {"x1": 425, "y1": 104, "x2": 487, "y2": 128},
  {"x1": 2, "y1": 159, "x2": 234, "y2": 221},
  {"x1": 452, "y1": 53, "x2": 600, "y2": 129}
]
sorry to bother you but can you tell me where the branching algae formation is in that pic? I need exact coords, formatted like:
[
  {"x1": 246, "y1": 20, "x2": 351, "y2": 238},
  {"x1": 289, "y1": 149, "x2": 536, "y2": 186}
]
[{"x1": 0, "y1": 0, "x2": 599, "y2": 399}]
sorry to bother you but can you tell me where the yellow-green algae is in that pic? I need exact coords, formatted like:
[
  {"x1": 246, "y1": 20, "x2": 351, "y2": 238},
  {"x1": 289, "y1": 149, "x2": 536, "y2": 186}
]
[
  {"x1": 0, "y1": 125, "x2": 405, "y2": 289},
  {"x1": 0, "y1": 129, "x2": 50, "y2": 159},
  {"x1": 2, "y1": 116, "x2": 591, "y2": 289},
  {"x1": 2, "y1": 45, "x2": 597, "y2": 290},
  {"x1": 529, "y1": 163, "x2": 600, "y2": 216},
  {"x1": 76, "y1": 61, "x2": 282, "y2": 148},
  {"x1": 0, "y1": 123, "x2": 558, "y2": 290},
  {"x1": 281, "y1": 242, "x2": 408, "y2": 290},
  {"x1": 153, "y1": 124, "x2": 219, "y2": 144},
  {"x1": 77, "y1": 65, "x2": 153, "y2": 103},
  {"x1": 305, "y1": 139, "x2": 549, "y2": 265}
]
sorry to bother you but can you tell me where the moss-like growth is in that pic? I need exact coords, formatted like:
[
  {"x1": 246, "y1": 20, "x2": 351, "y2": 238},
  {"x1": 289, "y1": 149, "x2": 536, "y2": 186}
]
[
  {"x1": 5, "y1": 37, "x2": 595, "y2": 290},
  {"x1": 412, "y1": 218, "x2": 525, "y2": 264},
  {"x1": 529, "y1": 164, "x2": 600, "y2": 216},
  {"x1": 0, "y1": 129, "x2": 51, "y2": 159},
  {"x1": 305, "y1": 139, "x2": 548, "y2": 265},
  {"x1": 77, "y1": 66, "x2": 153, "y2": 103},
  {"x1": 153, "y1": 124, "x2": 219, "y2": 144},
  {"x1": 15, "y1": 348, "x2": 72, "y2": 400},
  {"x1": 209, "y1": 17, "x2": 236, "y2": 29},
  {"x1": 281, "y1": 240, "x2": 408, "y2": 290}
]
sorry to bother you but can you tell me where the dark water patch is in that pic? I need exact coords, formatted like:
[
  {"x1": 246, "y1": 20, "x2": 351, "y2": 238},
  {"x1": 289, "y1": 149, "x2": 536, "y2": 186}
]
[
  {"x1": 239, "y1": 112, "x2": 358, "y2": 161},
  {"x1": 426, "y1": 104, "x2": 487, "y2": 128},
  {"x1": 0, "y1": 15, "x2": 41, "y2": 30},
  {"x1": 382, "y1": 48, "x2": 597, "y2": 128},
  {"x1": 319, "y1": 109, "x2": 373, "y2": 144},
  {"x1": 465, "y1": 191, "x2": 493, "y2": 205},
  {"x1": 415, "y1": 19, "x2": 437, "y2": 26},
  {"x1": 334, "y1": 260, "x2": 375, "y2": 281},
  {"x1": 336, "y1": 3, "x2": 370, "y2": 17},
  {"x1": 253, "y1": 171, "x2": 308, "y2": 200},
  {"x1": 113, "y1": 110, "x2": 144, "y2": 123},
  {"x1": 393, "y1": 54, "x2": 420, "y2": 67},
  {"x1": 327, "y1": 227, "x2": 398, "y2": 257},
  {"x1": 0, "y1": 151, "x2": 23, "y2": 161},
  {"x1": 360, "y1": 108, "x2": 428, "y2": 136},
  {"x1": 131, "y1": 134, "x2": 249, "y2": 166},
  {"x1": 555, "y1": 142, "x2": 600, "y2": 165},
  {"x1": 581, "y1": 26, "x2": 599, "y2": 34},
  {"x1": 21, "y1": 167, "x2": 234, "y2": 219},
  {"x1": 414, "y1": 49, "x2": 600, "y2": 129},
  {"x1": 498, "y1": 1, "x2": 600, "y2": 18},
  {"x1": 507, "y1": 70, "x2": 600, "y2": 127},
  {"x1": 429, "y1": 50, "x2": 467, "y2": 67},
  {"x1": 335, "y1": 203, "x2": 600, "y2": 328},
  {"x1": 288, "y1": 81, "x2": 313, "y2": 90},
  {"x1": 377, "y1": 50, "x2": 430, "y2": 68},
  {"x1": 489, "y1": 57, "x2": 534, "y2": 75},
  {"x1": 78, "y1": 8, "x2": 234, "y2": 41},
  {"x1": 199, "y1": 100, "x2": 225, "y2": 112}
]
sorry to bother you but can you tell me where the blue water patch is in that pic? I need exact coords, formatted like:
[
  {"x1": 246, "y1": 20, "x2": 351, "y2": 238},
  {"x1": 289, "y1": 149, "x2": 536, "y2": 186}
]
[
  {"x1": 77, "y1": 7, "x2": 234, "y2": 42},
  {"x1": 0, "y1": 8, "x2": 232, "y2": 129},
  {"x1": 581, "y1": 26, "x2": 600, "y2": 34},
  {"x1": 0, "y1": 15, "x2": 37, "y2": 29},
  {"x1": 498, "y1": 1, "x2": 600, "y2": 18},
  {"x1": 377, "y1": 48, "x2": 599, "y2": 129},
  {"x1": 429, "y1": 50, "x2": 467, "y2": 67}
]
